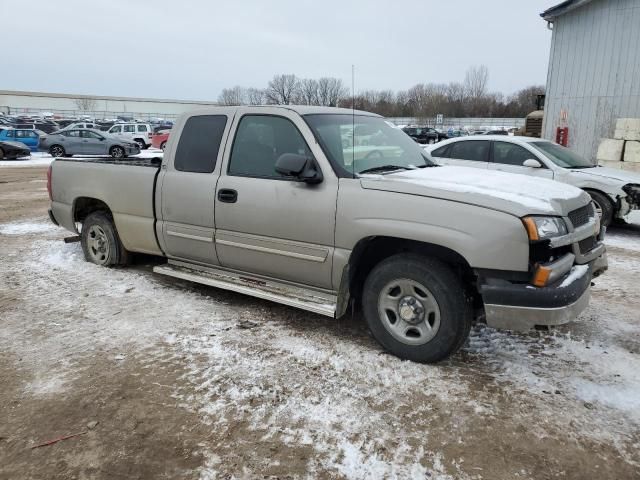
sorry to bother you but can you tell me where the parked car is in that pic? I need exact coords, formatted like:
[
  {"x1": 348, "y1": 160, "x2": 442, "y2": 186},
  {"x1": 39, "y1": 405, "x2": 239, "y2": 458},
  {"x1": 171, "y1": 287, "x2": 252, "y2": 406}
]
[
  {"x1": 402, "y1": 126, "x2": 444, "y2": 144},
  {"x1": 0, "y1": 128, "x2": 44, "y2": 151},
  {"x1": 107, "y1": 123, "x2": 153, "y2": 149},
  {"x1": 151, "y1": 129, "x2": 170, "y2": 150},
  {"x1": 152, "y1": 123, "x2": 173, "y2": 134},
  {"x1": 0, "y1": 140, "x2": 31, "y2": 160},
  {"x1": 48, "y1": 106, "x2": 607, "y2": 363},
  {"x1": 40, "y1": 128, "x2": 140, "y2": 158},
  {"x1": 424, "y1": 136, "x2": 640, "y2": 226},
  {"x1": 57, "y1": 122, "x2": 98, "y2": 131}
]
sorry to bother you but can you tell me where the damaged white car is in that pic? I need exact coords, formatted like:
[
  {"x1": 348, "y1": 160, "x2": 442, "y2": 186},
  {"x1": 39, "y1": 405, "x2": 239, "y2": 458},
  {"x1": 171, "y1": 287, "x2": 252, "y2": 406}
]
[{"x1": 424, "y1": 136, "x2": 640, "y2": 226}]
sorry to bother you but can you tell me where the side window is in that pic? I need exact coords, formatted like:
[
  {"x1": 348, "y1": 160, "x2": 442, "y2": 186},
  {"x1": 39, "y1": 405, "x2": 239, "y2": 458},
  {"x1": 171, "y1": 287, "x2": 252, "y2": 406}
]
[
  {"x1": 137, "y1": 124, "x2": 147, "y2": 132},
  {"x1": 124, "y1": 125, "x2": 135, "y2": 133},
  {"x1": 16, "y1": 130, "x2": 25, "y2": 138},
  {"x1": 228, "y1": 115, "x2": 312, "y2": 179},
  {"x1": 6, "y1": 130, "x2": 14, "y2": 138},
  {"x1": 66, "y1": 130, "x2": 80, "y2": 137},
  {"x1": 81, "y1": 130, "x2": 102, "y2": 139},
  {"x1": 448, "y1": 140, "x2": 489, "y2": 162},
  {"x1": 174, "y1": 115, "x2": 227, "y2": 173},
  {"x1": 493, "y1": 141, "x2": 538, "y2": 166},
  {"x1": 430, "y1": 144, "x2": 449, "y2": 158},
  {"x1": 110, "y1": 126, "x2": 121, "y2": 133}
]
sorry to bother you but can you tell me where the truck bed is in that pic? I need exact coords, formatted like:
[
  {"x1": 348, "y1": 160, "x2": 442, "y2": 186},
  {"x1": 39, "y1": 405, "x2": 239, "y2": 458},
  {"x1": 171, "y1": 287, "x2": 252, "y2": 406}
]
[{"x1": 50, "y1": 156, "x2": 163, "y2": 256}]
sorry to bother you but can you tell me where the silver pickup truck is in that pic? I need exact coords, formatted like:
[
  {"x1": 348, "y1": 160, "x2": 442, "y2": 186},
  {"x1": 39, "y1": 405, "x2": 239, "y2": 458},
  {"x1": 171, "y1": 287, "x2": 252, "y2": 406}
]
[{"x1": 47, "y1": 106, "x2": 607, "y2": 362}]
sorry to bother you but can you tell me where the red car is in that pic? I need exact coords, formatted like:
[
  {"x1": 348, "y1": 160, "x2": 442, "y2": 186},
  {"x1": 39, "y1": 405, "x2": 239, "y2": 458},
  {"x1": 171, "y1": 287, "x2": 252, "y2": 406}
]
[{"x1": 151, "y1": 130, "x2": 170, "y2": 150}]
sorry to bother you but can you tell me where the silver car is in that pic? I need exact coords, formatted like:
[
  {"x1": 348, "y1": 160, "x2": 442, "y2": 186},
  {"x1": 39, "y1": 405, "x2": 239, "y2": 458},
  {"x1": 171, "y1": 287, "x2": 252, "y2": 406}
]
[{"x1": 41, "y1": 128, "x2": 140, "y2": 159}]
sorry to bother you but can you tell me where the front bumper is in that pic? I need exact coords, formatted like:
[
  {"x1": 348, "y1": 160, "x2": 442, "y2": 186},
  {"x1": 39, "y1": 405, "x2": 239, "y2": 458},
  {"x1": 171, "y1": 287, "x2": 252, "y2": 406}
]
[{"x1": 479, "y1": 252, "x2": 606, "y2": 331}]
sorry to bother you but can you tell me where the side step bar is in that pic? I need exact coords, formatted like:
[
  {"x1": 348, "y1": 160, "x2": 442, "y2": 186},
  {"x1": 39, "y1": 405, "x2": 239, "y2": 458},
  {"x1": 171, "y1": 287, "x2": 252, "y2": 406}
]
[{"x1": 153, "y1": 261, "x2": 337, "y2": 317}]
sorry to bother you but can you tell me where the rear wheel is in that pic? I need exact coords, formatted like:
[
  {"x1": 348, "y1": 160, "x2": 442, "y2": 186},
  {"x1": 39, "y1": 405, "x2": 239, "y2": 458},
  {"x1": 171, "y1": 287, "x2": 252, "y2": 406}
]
[
  {"x1": 49, "y1": 145, "x2": 65, "y2": 158},
  {"x1": 134, "y1": 139, "x2": 145, "y2": 150},
  {"x1": 81, "y1": 211, "x2": 129, "y2": 266},
  {"x1": 587, "y1": 190, "x2": 614, "y2": 227},
  {"x1": 362, "y1": 254, "x2": 472, "y2": 363},
  {"x1": 110, "y1": 146, "x2": 125, "y2": 159},
  {"x1": 160, "y1": 141, "x2": 167, "y2": 151}
]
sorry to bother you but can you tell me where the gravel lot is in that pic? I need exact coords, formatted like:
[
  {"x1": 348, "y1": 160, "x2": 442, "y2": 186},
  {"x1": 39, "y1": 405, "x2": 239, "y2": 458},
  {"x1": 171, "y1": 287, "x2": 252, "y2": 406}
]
[{"x1": 1, "y1": 161, "x2": 639, "y2": 479}]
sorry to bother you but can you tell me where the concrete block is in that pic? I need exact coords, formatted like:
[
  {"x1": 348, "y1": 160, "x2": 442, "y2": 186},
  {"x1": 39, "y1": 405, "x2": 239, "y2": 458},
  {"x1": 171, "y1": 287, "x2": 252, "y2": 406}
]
[
  {"x1": 596, "y1": 138, "x2": 624, "y2": 162},
  {"x1": 598, "y1": 159, "x2": 622, "y2": 169},
  {"x1": 623, "y1": 141, "x2": 640, "y2": 163},
  {"x1": 621, "y1": 162, "x2": 640, "y2": 173},
  {"x1": 616, "y1": 118, "x2": 640, "y2": 132},
  {"x1": 614, "y1": 129, "x2": 640, "y2": 141}
]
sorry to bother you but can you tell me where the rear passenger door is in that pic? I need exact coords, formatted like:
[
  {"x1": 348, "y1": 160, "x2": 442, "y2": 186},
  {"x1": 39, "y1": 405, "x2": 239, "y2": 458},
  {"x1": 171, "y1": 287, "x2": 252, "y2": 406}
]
[
  {"x1": 444, "y1": 140, "x2": 490, "y2": 169},
  {"x1": 157, "y1": 113, "x2": 232, "y2": 265},
  {"x1": 489, "y1": 141, "x2": 554, "y2": 179},
  {"x1": 80, "y1": 130, "x2": 107, "y2": 155}
]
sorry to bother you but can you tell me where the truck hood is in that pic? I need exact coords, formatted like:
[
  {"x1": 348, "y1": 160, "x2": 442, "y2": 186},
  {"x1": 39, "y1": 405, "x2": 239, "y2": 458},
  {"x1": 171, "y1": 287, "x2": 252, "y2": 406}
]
[
  {"x1": 360, "y1": 166, "x2": 589, "y2": 217},
  {"x1": 569, "y1": 166, "x2": 640, "y2": 185}
]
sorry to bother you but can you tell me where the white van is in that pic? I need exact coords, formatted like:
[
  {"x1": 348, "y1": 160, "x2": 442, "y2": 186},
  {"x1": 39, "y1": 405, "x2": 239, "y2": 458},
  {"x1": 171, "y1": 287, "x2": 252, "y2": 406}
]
[{"x1": 108, "y1": 123, "x2": 152, "y2": 149}]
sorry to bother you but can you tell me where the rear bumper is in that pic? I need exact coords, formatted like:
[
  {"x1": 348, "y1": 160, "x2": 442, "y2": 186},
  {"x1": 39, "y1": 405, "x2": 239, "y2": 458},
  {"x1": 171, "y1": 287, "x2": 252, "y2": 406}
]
[
  {"x1": 479, "y1": 252, "x2": 606, "y2": 331},
  {"x1": 48, "y1": 208, "x2": 59, "y2": 226}
]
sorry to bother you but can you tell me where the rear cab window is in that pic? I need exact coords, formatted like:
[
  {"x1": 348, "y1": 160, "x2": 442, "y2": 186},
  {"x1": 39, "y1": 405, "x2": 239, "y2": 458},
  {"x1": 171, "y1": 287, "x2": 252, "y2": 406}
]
[{"x1": 174, "y1": 115, "x2": 227, "y2": 173}]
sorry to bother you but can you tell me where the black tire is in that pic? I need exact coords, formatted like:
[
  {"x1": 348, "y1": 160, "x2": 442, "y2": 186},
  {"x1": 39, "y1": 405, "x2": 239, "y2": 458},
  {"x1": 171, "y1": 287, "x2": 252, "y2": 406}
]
[
  {"x1": 134, "y1": 139, "x2": 145, "y2": 150},
  {"x1": 110, "y1": 146, "x2": 125, "y2": 159},
  {"x1": 362, "y1": 253, "x2": 472, "y2": 363},
  {"x1": 0, "y1": 148, "x2": 4, "y2": 160},
  {"x1": 586, "y1": 190, "x2": 614, "y2": 227},
  {"x1": 81, "y1": 211, "x2": 129, "y2": 266},
  {"x1": 160, "y1": 141, "x2": 167, "y2": 151},
  {"x1": 49, "y1": 145, "x2": 65, "y2": 158}
]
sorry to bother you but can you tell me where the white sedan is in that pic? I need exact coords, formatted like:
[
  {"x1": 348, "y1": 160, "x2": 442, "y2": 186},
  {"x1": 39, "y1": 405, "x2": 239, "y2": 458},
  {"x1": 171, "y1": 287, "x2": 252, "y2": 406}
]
[{"x1": 423, "y1": 136, "x2": 640, "y2": 226}]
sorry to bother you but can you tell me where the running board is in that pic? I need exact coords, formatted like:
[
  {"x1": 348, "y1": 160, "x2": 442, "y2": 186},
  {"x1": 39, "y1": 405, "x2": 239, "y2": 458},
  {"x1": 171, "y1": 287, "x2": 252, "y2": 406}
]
[{"x1": 153, "y1": 262, "x2": 337, "y2": 317}]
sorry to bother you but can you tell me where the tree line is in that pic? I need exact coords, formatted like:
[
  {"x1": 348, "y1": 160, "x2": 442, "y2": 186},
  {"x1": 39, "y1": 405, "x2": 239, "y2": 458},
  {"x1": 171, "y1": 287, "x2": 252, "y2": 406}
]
[{"x1": 218, "y1": 66, "x2": 544, "y2": 119}]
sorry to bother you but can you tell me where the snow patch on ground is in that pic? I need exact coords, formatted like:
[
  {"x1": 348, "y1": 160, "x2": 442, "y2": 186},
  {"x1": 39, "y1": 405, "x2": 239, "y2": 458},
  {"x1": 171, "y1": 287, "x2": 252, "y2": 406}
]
[{"x1": 0, "y1": 221, "x2": 59, "y2": 235}]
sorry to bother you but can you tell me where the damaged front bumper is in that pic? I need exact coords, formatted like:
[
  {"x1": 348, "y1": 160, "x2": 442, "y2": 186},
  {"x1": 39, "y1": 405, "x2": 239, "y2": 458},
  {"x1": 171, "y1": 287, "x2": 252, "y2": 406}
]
[{"x1": 478, "y1": 250, "x2": 607, "y2": 331}]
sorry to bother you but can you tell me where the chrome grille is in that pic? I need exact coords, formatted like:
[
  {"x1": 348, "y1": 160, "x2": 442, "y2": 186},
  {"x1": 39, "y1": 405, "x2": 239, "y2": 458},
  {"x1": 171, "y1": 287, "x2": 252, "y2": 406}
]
[{"x1": 568, "y1": 204, "x2": 594, "y2": 228}]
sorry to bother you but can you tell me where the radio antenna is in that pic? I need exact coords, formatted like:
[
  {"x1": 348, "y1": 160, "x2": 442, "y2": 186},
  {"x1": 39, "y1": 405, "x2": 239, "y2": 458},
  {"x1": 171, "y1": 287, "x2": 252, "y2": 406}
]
[{"x1": 351, "y1": 64, "x2": 355, "y2": 178}]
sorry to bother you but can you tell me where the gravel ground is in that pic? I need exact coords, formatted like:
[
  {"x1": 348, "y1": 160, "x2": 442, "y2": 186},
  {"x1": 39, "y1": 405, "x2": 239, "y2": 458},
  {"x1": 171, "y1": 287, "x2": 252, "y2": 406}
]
[{"x1": 0, "y1": 165, "x2": 639, "y2": 479}]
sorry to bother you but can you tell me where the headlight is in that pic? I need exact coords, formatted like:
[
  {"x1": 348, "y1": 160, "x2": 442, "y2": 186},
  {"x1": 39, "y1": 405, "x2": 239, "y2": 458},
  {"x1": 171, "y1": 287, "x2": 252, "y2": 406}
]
[{"x1": 522, "y1": 216, "x2": 568, "y2": 241}]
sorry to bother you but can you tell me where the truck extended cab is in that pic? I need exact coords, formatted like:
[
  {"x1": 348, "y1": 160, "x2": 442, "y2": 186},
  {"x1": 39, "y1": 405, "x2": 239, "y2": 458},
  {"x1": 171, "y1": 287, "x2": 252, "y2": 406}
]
[{"x1": 48, "y1": 106, "x2": 608, "y2": 363}]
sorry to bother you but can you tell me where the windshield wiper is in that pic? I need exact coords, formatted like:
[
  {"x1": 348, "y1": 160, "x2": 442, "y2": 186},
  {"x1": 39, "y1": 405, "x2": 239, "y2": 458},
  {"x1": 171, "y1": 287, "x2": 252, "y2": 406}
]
[
  {"x1": 567, "y1": 165, "x2": 595, "y2": 169},
  {"x1": 358, "y1": 165, "x2": 413, "y2": 175}
]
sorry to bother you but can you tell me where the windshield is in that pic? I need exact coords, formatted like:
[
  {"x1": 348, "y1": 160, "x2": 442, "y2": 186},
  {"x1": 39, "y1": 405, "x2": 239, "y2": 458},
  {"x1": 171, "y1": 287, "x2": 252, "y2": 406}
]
[
  {"x1": 530, "y1": 141, "x2": 594, "y2": 168},
  {"x1": 304, "y1": 114, "x2": 432, "y2": 176}
]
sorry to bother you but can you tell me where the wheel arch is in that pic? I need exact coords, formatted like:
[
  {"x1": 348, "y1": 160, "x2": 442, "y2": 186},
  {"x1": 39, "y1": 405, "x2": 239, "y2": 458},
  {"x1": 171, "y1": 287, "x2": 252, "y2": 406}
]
[
  {"x1": 346, "y1": 236, "x2": 475, "y2": 305},
  {"x1": 73, "y1": 196, "x2": 113, "y2": 225}
]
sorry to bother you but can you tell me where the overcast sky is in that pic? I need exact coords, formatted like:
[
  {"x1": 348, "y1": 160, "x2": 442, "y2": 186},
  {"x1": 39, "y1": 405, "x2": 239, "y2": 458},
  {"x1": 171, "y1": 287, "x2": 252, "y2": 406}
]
[{"x1": 1, "y1": 0, "x2": 556, "y2": 101}]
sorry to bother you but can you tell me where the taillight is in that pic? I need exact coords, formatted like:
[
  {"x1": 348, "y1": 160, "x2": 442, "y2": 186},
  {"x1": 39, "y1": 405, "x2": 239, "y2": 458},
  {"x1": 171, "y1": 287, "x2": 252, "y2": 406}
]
[{"x1": 47, "y1": 165, "x2": 52, "y2": 200}]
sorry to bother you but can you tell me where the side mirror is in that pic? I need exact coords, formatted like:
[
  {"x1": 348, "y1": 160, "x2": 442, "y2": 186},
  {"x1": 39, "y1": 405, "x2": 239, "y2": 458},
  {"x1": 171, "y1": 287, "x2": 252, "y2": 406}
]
[
  {"x1": 275, "y1": 153, "x2": 323, "y2": 184},
  {"x1": 523, "y1": 159, "x2": 542, "y2": 168}
]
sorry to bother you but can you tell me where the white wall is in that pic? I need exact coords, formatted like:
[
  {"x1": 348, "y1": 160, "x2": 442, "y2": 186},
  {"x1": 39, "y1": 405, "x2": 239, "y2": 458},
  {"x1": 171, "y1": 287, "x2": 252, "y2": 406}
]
[{"x1": 542, "y1": 0, "x2": 640, "y2": 161}]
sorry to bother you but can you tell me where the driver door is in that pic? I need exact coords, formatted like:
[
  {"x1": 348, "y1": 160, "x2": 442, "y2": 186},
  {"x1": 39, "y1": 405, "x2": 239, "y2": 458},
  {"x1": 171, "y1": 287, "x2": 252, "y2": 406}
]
[{"x1": 214, "y1": 108, "x2": 338, "y2": 289}]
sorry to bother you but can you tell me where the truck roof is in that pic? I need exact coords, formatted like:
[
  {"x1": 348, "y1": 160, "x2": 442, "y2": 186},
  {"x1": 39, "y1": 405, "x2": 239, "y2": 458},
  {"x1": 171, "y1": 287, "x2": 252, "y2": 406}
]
[{"x1": 184, "y1": 105, "x2": 381, "y2": 117}]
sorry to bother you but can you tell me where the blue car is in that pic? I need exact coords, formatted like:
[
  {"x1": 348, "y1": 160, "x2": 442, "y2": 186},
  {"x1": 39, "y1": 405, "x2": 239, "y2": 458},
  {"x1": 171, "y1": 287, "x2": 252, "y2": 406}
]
[{"x1": 0, "y1": 128, "x2": 45, "y2": 151}]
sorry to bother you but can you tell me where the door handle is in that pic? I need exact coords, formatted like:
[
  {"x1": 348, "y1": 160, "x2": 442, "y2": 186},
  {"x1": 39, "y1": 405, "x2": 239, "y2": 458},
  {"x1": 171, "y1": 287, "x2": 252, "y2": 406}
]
[{"x1": 217, "y1": 189, "x2": 238, "y2": 203}]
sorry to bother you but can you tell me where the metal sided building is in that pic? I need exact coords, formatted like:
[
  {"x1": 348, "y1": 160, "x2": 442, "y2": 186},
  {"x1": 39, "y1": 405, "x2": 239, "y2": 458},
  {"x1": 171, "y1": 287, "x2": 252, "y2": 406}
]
[{"x1": 541, "y1": 0, "x2": 640, "y2": 161}]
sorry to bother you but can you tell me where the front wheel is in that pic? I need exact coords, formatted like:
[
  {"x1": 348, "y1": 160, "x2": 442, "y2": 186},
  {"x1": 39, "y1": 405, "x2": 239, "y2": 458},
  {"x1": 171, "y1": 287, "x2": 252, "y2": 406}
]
[
  {"x1": 110, "y1": 146, "x2": 125, "y2": 159},
  {"x1": 81, "y1": 211, "x2": 129, "y2": 266},
  {"x1": 587, "y1": 190, "x2": 614, "y2": 227},
  {"x1": 362, "y1": 254, "x2": 472, "y2": 363}
]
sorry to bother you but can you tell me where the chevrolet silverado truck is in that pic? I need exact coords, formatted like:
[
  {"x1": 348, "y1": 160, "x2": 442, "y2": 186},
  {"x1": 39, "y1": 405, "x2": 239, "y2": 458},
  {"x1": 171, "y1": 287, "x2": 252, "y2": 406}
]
[{"x1": 47, "y1": 106, "x2": 608, "y2": 363}]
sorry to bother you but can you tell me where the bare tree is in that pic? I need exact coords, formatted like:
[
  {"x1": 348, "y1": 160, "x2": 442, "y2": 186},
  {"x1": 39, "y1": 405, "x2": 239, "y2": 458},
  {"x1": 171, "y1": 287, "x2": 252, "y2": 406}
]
[
  {"x1": 318, "y1": 78, "x2": 348, "y2": 107},
  {"x1": 298, "y1": 78, "x2": 319, "y2": 105},
  {"x1": 266, "y1": 74, "x2": 299, "y2": 105},
  {"x1": 75, "y1": 97, "x2": 97, "y2": 111},
  {"x1": 247, "y1": 88, "x2": 267, "y2": 105},
  {"x1": 464, "y1": 65, "x2": 489, "y2": 99},
  {"x1": 218, "y1": 86, "x2": 248, "y2": 106}
]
